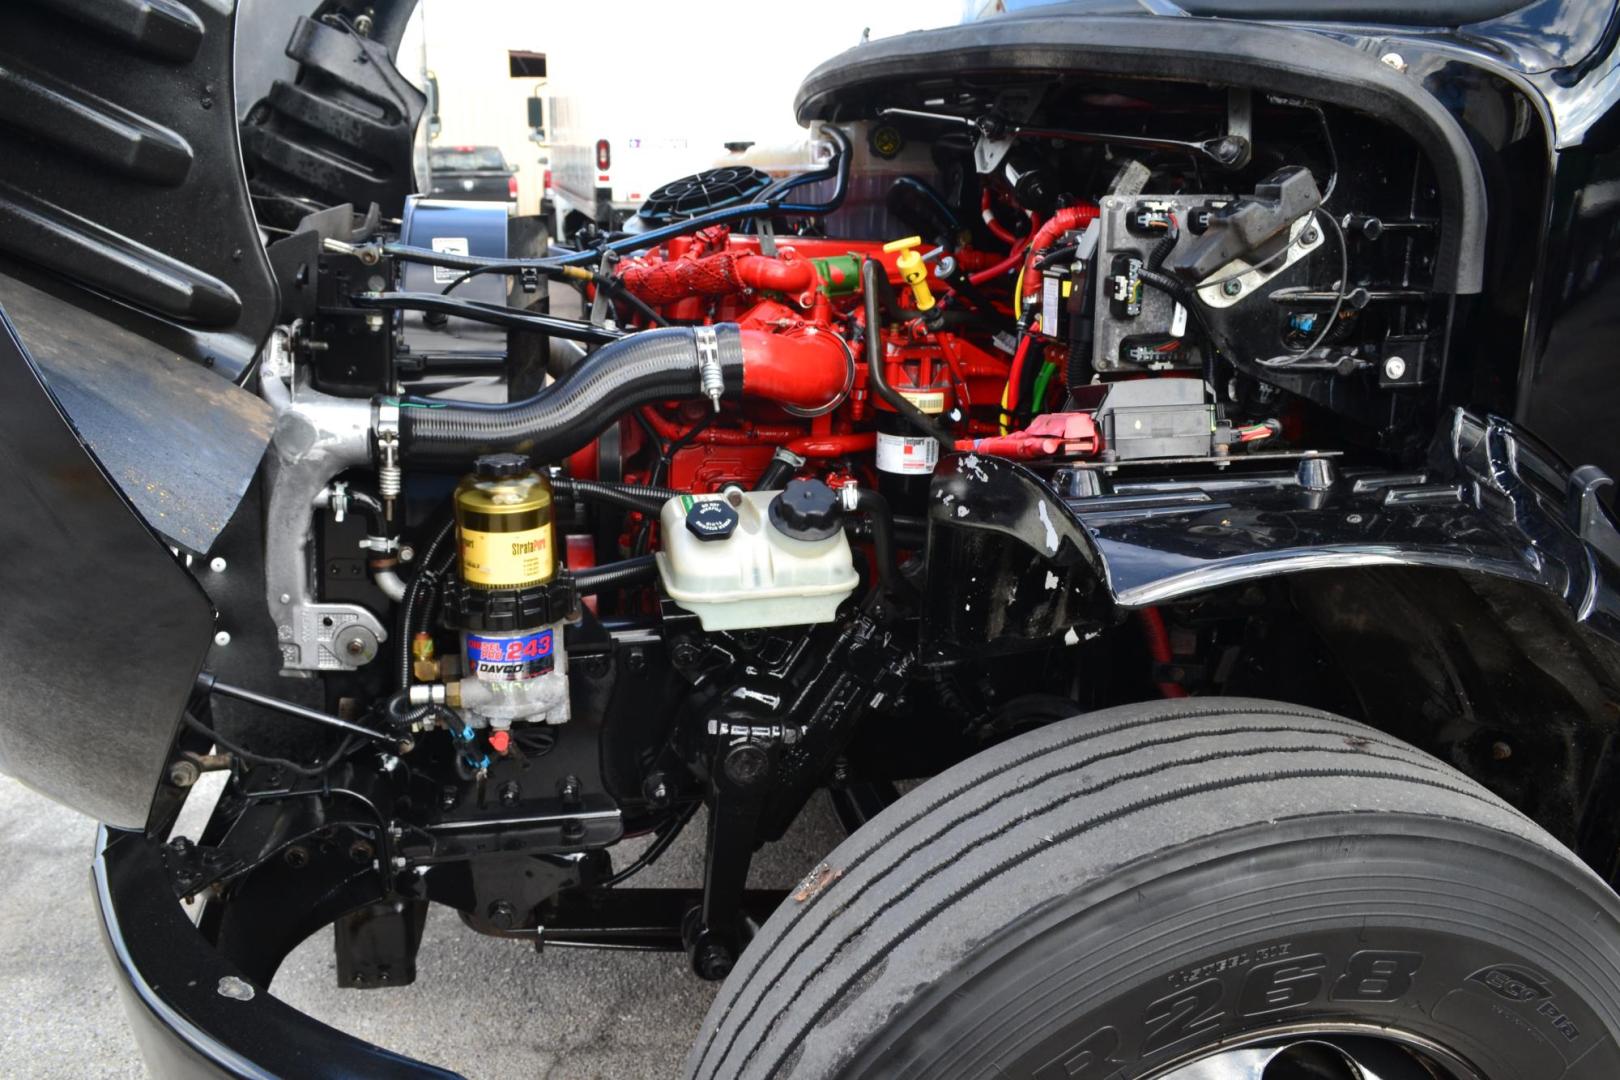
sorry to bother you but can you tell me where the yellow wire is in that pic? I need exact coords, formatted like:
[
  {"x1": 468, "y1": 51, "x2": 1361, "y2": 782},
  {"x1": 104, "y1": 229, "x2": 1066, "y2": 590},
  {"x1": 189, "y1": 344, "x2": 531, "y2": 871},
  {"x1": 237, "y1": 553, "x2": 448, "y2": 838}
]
[{"x1": 1001, "y1": 264, "x2": 1031, "y2": 434}]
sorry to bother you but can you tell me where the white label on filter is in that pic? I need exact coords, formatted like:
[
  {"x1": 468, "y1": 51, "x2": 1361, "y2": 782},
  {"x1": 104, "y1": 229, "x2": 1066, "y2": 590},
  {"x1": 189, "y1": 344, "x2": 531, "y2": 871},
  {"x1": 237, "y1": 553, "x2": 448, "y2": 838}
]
[
  {"x1": 431, "y1": 237, "x2": 470, "y2": 283},
  {"x1": 899, "y1": 389, "x2": 947, "y2": 414},
  {"x1": 1171, "y1": 301, "x2": 1188, "y2": 338},
  {"x1": 876, "y1": 431, "x2": 939, "y2": 475}
]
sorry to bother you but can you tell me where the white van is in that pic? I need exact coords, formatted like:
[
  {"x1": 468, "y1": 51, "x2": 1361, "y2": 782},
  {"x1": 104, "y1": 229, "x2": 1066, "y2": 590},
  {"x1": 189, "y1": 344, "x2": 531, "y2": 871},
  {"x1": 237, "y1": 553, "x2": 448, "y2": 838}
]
[{"x1": 547, "y1": 96, "x2": 735, "y2": 242}]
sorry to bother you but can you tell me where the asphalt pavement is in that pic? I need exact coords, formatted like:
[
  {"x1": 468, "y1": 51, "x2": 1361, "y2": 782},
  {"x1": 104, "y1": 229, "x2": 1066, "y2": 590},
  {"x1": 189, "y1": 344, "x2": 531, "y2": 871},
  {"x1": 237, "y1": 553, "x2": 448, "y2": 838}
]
[{"x1": 0, "y1": 774, "x2": 844, "y2": 1079}]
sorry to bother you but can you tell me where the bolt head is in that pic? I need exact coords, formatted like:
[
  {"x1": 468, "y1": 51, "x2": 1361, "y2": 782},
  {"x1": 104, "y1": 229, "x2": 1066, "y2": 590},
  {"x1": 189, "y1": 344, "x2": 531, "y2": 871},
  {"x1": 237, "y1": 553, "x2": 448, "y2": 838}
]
[
  {"x1": 213, "y1": 630, "x2": 231, "y2": 647},
  {"x1": 724, "y1": 743, "x2": 771, "y2": 787},
  {"x1": 167, "y1": 761, "x2": 199, "y2": 788},
  {"x1": 1222, "y1": 279, "x2": 1243, "y2": 297},
  {"x1": 398, "y1": 545, "x2": 415, "y2": 563},
  {"x1": 696, "y1": 944, "x2": 734, "y2": 980},
  {"x1": 1380, "y1": 51, "x2": 1408, "y2": 72},
  {"x1": 208, "y1": 557, "x2": 227, "y2": 573},
  {"x1": 1383, "y1": 355, "x2": 1408, "y2": 381}
]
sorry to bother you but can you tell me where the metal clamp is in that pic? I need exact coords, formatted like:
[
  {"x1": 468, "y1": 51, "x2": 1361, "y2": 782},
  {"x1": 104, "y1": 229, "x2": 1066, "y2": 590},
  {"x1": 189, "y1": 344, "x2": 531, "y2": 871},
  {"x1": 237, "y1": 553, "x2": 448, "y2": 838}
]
[{"x1": 694, "y1": 325, "x2": 724, "y2": 413}]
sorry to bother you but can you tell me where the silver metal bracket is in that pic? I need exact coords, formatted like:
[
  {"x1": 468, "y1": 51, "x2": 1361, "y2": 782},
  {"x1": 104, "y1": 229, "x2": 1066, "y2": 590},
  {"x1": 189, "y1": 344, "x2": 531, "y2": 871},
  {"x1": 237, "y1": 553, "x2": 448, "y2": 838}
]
[{"x1": 260, "y1": 341, "x2": 389, "y2": 674}]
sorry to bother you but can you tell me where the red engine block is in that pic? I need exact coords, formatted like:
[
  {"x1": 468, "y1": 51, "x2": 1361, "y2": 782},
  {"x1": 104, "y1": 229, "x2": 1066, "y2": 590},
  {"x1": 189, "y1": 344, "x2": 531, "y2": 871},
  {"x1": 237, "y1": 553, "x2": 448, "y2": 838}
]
[{"x1": 605, "y1": 227, "x2": 1018, "y2": 493}]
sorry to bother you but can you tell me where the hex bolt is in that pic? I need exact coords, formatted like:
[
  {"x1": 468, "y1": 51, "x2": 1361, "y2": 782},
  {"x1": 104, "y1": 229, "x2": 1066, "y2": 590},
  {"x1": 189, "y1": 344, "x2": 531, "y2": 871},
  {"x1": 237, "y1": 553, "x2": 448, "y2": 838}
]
[
  {"x1": 626, "y1": 647, "x2": 647, "y2": 674},
  {"x1": 1301, "y1": 227, "x2": 1319, "y2": 245},
  {"x1": 345, "y1": 637, "x2": 366, "y2": 656},
  {"x1": 213, "y1": 630, "x2": 231, "y2": 648},
  {"x1": 283, "y1": 845, "x2": 311, "y2": 870},
  {"x1": 398, "y1": 545, "x2": 416, "y2": 563},
  {"x1": 724, "y1": 743, "x2": 771, "y2": 787},
  {"x1": 559, "y1": 775, "x2": 582, "y2": 805},
  {"x1": 168, "y1": 760, "x2": 199, "y2": 788},
  {"x1": 1222, "y1": 279, "x2": 1242, "y2": 297},
  {"x1": 348, "y1": 840, "x2": 374, "y2": 864},
  {"x1": 208, "y1": 557, "x2": 228, "y2": 573},
  {"x1": 487, "y1": 901, "x2": 517, "y2": 930},
  {"x1": 498, "y1": 781, "x2": 522, "y2": 808},
  {"x1": 1383, "y1": 355, "x2": 1408, "y2": 381},
  {"x1": 1492, "y1": 741, "x2": 1513, "y2": 761},
  {"x1": 391, "y1": 856, "x2": 409, "y2": 871},
  {"x1": 696, "y1": 943, "x2": 735, "y2": 980}
]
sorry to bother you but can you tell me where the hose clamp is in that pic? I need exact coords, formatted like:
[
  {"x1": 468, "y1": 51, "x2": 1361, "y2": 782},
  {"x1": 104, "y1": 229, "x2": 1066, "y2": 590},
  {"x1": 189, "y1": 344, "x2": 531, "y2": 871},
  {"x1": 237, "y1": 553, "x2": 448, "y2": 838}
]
[{"x1": 694, "y1": 326, "x2": 723, "y2": 413}]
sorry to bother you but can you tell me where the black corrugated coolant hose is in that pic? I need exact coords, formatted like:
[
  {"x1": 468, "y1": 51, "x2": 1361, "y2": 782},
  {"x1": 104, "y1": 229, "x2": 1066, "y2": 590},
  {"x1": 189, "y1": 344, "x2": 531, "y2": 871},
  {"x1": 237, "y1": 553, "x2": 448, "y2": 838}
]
[
  {"x1": 550, "y1": 476, "x2": 677, "y2": 516},
  {"x1": 398, "y1": 325, "x2": 745, "y2": 466}
]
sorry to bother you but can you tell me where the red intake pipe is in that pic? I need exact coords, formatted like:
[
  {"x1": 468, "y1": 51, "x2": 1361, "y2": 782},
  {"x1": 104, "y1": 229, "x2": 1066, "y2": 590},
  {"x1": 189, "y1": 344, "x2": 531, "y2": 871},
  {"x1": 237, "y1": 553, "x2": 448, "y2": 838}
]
[{"x1": 739, "y1": 327, "x2": 849, "y2": 411}]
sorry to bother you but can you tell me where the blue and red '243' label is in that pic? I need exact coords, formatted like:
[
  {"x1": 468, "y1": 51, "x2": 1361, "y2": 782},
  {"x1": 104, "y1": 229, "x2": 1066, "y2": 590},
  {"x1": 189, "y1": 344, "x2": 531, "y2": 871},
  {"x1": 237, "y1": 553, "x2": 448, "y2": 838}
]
[{"x1": 467, "y1": 629, "x2": 554, "y2": 681}]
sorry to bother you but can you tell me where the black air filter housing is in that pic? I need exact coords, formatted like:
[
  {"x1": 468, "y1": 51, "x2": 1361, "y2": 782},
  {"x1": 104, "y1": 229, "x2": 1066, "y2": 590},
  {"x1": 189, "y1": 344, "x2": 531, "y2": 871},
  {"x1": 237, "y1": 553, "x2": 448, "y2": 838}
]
[{"x1": 635, "y1": 166, "x2": 772, "y2": 225}]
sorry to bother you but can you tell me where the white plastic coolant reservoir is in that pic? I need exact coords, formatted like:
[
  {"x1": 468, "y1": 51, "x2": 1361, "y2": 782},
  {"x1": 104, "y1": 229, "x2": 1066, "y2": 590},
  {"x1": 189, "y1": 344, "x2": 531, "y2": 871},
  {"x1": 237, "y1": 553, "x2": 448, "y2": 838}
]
[{"x1": 655, "y1": 489, "x2": 858, "y2": 631}]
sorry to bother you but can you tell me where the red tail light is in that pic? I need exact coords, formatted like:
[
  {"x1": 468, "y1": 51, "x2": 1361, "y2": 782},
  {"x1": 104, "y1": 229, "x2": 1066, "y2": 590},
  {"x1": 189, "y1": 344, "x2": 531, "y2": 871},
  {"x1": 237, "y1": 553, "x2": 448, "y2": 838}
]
[
  {"x1": 543, "y1": 167, "x2": 552, "y2": 191},
  {"x1": 595, "y1": 139, "x2": 611, "y2": 171},
  {"x1": 508, "y1": 174, "x2": 518, "y2": 199}
]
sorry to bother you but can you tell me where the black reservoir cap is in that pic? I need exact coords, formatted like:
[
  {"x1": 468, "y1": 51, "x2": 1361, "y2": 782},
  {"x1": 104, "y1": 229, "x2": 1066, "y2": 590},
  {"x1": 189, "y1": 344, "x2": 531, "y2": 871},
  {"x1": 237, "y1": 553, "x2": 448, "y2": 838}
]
[
  {"x1": 768, "y1": 479, "x2": 841, "y2": 541},
  {"x1": 474, "y1": 452, "x2": 531, "y2": 479},
  {"x1": 685, "y1": 498, "x2": 739, "y2": 542}
]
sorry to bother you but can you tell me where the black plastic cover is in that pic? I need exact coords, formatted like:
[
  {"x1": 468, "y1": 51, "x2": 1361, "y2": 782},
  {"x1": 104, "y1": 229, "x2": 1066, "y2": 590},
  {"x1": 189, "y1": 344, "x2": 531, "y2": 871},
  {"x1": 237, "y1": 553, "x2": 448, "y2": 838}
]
[
  {"x1": 0, "y1": 0, "x2": 278, "y2": 378},
  {"x1": 0, "y1": 0, "x2": 277, "y2": 553},
  {"x1": 0, "y1": 313, "x2": 213, "y2": 829}
]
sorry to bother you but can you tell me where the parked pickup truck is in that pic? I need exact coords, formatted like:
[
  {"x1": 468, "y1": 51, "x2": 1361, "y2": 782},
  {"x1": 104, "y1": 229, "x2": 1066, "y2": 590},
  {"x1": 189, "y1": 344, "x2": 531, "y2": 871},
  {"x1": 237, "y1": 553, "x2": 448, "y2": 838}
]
[{"x1": 427, "y1": 144, "x2": 517, "y2": 202}]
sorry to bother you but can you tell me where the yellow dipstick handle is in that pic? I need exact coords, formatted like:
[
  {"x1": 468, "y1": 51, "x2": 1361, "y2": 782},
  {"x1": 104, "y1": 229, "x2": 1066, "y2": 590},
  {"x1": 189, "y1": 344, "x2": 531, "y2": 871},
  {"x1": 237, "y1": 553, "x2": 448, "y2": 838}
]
[{"x1": 882, "y1": 235, "x2": 936, "y2": 313}]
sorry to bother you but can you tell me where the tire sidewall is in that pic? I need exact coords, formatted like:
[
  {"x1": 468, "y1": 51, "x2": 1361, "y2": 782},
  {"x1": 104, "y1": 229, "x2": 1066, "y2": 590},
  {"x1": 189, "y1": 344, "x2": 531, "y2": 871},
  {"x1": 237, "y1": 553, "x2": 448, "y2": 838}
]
[{"x1": 841, "y1": 814, "x2": 1620, "y2": 1080}]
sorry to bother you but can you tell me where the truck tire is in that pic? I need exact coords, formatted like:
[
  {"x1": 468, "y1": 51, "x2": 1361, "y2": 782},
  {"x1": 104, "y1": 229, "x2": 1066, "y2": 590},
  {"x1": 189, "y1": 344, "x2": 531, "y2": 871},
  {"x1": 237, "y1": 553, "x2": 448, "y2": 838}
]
[{"x1": 686, "y1": 698, "x2": 1620, "y2": 1080}]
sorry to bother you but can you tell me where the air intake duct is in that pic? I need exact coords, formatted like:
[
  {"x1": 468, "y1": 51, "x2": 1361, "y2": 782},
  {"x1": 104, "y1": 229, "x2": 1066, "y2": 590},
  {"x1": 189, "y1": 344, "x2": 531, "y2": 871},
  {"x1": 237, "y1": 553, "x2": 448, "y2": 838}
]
[
  {"x1": 398, "y1": 325, "x2": 745, "y2": 466},
  {"x1": 397, "y1": 322, "x2": 851, "y2": 466}
]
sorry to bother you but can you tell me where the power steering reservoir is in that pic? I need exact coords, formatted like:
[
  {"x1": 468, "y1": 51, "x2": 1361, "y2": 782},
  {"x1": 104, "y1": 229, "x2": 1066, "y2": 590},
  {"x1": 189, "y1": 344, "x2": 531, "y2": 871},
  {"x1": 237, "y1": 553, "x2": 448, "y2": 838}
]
[{"x1": 448, "y1": 453, "x2": 571, "y2": 727}]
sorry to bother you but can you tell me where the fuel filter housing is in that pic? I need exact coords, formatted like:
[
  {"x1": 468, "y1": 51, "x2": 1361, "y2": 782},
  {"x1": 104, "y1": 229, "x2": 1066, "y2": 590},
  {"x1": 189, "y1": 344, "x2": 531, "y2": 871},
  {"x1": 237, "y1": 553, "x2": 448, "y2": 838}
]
[{"x1": 448, "y1": 453, "x2": 571, "y2": 727}]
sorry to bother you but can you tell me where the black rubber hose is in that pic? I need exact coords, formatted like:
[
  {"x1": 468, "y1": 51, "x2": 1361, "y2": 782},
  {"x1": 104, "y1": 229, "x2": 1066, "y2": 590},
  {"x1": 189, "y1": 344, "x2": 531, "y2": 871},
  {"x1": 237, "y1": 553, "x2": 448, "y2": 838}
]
[
  {"x1": 399, "y1": 325, "x2": 745, "y2": 466},
  {"x1": 861, "y1": 260, "x2": 956, "y2": 448},
  {"x1": 353, "y1": 292, "x2": 625, "y2": 344},
  {"x1": 573, "y1": 554, "x2": 659, "y2": 595},
  {"x1": 396, "y1": 517, "x2": 456, "y2": 690},
  {"x1": 551, "y1": 476, "x2": 677, "y2": 516},
  {"x1": 756, "y1": 450, "x2": 803, "y2": 490},
  {"x1": 848, "y1": 487, "x2": 915, "y2": 599},
  {"x1": 345, "y1": 488, "x2": 391, "y2": 538}
]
